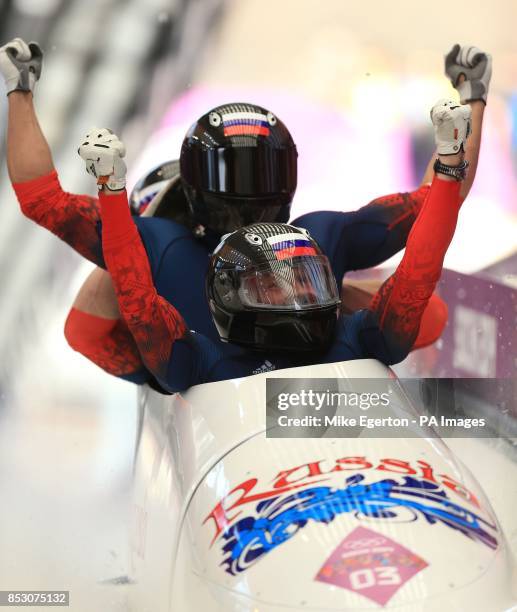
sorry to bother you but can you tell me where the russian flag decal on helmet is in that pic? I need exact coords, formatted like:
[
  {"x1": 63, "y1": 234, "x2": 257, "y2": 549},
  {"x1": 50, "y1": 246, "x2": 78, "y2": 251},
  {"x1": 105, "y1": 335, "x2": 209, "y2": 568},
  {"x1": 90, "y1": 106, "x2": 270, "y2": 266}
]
[
  {"x1": 222, "y1": 111, "x2": 270, "y2": 137},
  {"x1": 267, "y1": 233, "x2": 317, "y2": 260}
]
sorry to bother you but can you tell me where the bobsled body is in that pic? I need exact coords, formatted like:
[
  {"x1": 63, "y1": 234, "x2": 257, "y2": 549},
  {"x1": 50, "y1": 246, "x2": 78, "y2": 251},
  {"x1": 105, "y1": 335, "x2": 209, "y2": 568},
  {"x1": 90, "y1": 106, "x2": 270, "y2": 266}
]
[{"x1": 128, "y1": 359, "x2": 517, "y2": 611}]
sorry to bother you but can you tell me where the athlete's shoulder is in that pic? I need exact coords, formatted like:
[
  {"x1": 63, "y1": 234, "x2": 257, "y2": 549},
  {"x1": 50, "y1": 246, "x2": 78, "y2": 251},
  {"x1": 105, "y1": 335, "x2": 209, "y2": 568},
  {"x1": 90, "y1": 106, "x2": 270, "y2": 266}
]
[
  {"x1": 291, "y1": 210, "x2": 345, "y2": 228},
  {"x1": 292, "y1": 210, "x2": 353, "y2": 248},
  {"x1": 339, "y1": 309, "x2": 376, "y2": 333},
  {"x1": 324, "y1": 310, "x2": 376, "y2": 362}
]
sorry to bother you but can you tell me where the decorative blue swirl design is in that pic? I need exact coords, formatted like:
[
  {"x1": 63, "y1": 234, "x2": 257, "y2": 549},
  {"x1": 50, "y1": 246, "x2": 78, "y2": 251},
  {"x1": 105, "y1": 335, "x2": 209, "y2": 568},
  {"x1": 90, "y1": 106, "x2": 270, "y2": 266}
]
[{"x1": 219, "y1": 474, "x2": 498, "y2": 575}]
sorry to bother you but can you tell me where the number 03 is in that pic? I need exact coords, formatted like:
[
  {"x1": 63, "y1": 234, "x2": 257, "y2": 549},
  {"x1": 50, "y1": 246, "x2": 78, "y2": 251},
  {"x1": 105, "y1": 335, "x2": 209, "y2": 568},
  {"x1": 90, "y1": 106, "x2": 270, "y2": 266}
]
[{"x1": 349, "y1": 566, "x2": 402, "y2": 590}]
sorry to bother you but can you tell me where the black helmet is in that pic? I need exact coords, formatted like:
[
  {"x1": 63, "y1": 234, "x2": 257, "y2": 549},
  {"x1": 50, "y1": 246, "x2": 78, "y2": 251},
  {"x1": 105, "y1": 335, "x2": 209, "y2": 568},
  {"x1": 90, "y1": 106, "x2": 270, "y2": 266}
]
[
  {"x1": 129, "y1": 159, "x2": 190, "y2": 220},
  {"x1": 180, "y1": 103, "x2": 297, "y2": 235},
  {"x1": 206, "y1": 223, "x2": 341, "y2": 352}
]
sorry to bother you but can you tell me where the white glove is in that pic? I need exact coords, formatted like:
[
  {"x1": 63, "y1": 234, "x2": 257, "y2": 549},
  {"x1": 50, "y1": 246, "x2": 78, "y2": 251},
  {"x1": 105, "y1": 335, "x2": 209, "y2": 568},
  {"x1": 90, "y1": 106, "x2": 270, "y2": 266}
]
[
  {"x1": 0, "y1": 37, "x2": 42, "y2": 95},
  {"x1": 445, "y1": 44, "x2": 492, "y2": 104},
  {"x1": 430, "y1": 99, "x2": 471, "y2": 155},
  {"x1": 77, "y1": 128, "x2": 127, "y2": 191}
]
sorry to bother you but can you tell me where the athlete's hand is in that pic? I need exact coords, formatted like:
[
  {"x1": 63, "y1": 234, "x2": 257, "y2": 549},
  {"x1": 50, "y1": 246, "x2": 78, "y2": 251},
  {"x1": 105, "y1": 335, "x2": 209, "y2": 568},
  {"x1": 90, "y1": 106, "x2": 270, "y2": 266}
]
[
  {"x1": 445, "y1": 44, "x2": 492, "y2": 105},
  {"x1": 0, "y1": 37, "x2": 42, "y2": 95},
  {"x1": 430, "y1": 99, "x2": 471, "y2": 155},
  {"x1": 78, "y1": 128, "x2": 127, "y2": 191}
]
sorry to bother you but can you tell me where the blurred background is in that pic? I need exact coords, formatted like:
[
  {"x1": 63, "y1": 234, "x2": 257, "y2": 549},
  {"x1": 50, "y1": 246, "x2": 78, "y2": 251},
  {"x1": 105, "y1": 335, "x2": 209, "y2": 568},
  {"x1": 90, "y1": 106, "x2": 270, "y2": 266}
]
[{"x1": 0, "y1": 0, "x2": 515, "y2": 610}]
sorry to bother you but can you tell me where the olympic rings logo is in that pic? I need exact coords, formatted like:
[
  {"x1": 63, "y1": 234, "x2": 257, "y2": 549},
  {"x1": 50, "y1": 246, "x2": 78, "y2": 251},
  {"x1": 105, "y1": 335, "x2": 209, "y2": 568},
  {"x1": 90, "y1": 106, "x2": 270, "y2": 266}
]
[{"x1": 342, "y1": 537, "x2": 387, "y2": 550}]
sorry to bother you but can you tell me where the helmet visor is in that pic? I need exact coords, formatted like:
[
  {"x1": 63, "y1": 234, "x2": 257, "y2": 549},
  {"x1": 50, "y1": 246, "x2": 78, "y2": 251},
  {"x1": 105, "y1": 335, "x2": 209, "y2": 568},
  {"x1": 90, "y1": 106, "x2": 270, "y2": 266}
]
[
  {"x1": 237, "y1": 256, "x2": 339, "y2": 311},
  {"x1": 182, "y1": 144, "x2": 297, "y2": 196}
]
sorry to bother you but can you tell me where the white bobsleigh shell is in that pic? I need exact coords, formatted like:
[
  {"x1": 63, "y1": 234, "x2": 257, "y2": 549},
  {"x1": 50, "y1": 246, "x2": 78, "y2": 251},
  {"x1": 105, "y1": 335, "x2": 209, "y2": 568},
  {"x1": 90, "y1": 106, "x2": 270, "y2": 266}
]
[
  {"x1": 129, "y1": 360, "x2": 517, "y2": 611},
  {"x1": 184, "y1": 434, "x2": 511, "y2": 610}
]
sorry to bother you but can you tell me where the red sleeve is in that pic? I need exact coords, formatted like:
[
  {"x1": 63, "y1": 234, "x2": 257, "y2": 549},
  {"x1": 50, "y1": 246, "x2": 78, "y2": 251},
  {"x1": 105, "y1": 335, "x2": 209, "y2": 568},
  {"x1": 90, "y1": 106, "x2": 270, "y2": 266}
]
[
  {"x1": 412, "y1": 293, "x2": 448, "y2": 350},
  {"x1": 369, "y1": 177, "x2": 461, "y2": 362},
  {"x1": 12, "y1": 171, "x2": 104, "y2": 266},
  {"x1": 370, "y1": 184, "x2": 431, "y2": 231},
  {"x1": 64, "y1": 308, "x2": 144, "y2": 376},
  {"x1": 98, "y1": 189, "x2": 187, "y2": 381},
  {"x1": 342, "y1": 184, "x2": 431, "y2": 270}
]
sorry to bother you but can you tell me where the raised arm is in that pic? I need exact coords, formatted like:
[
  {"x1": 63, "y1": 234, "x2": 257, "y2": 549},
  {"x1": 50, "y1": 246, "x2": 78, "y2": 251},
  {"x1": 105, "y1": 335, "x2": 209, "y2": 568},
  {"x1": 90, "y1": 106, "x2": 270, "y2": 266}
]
[
  {"x1": 338, "y1": 45, "x2": 489, "y2": 271},
  {"x1": 334, "y1": 184, "x2": 431, "y2": 272},
  {"x1": 100, "y1": 190, "x2": 189, "y2": 384},
  {"x1": 1, "y1": 38, "x2": 104, "y2": 266},
  {"x1": 365, "y1": 100, "x2": 471, "y2": 364},
  {"x1": 420, "y1": 44, "x2": 491, "y2": 201},
  {"x1": 77, "y1": 131, "x2": 188, "y2": 384},
  {"x1": 292, "y1": 183, "x2": 431, "y2": 284}
]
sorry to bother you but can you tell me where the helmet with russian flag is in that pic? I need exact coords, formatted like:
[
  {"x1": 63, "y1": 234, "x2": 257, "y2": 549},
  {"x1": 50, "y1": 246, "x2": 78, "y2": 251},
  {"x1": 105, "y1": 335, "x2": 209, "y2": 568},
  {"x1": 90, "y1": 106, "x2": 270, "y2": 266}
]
[
  {"x1": 129, "y1": 159, "x2": 192, "y2": 222},
  {"x1": 180, "y1": 103, "x2": 297, "y2": 236},
  {"x1": 206, "y1": 223, "x2": 340, "y2": 352}
]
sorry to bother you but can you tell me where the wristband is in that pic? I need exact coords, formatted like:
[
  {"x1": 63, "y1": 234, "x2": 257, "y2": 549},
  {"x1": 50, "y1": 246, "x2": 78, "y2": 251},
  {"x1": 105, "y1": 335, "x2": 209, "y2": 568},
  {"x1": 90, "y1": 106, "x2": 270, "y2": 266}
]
[{"x1": 433, "y1": 158, "x2": 469, "y2": 182}]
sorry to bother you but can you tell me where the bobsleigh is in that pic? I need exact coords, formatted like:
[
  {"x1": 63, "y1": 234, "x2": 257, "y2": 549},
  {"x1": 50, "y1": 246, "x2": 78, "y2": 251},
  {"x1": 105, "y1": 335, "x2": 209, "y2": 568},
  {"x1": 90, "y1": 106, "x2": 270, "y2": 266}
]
[{"x1": 128, "y1": 359, "x2": 517, "y2": 611}]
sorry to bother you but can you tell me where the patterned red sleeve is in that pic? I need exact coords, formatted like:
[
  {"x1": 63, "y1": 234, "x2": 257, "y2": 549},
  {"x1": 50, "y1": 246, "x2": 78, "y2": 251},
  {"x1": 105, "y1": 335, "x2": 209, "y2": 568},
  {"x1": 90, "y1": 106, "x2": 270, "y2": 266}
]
[
  {"x1": 344, "y1": 184, "x2": 431, "y2": 270},
  {"x1": 12, "y1": 171, "x2": 104, "y2": 266},
  {"x1": 366, "y1": 184, "x2": 431, "y2": 229},
  {"x1": 64, "y1": 308, "x2": 145, "y2": 376},
  {"x1": 368, "y1": 178, "x2": 462, "y2": 363},
  {"x1": 98, "y1": 189, "x2": 187, "y2": 382}
]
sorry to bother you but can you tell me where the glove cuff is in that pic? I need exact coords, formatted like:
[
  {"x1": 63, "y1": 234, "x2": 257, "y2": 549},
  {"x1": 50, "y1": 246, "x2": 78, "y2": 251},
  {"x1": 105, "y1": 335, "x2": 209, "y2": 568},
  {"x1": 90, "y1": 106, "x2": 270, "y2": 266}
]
[
  {"x1": 5, "y1": 78, "x2": 26, "y2": 95},
  {"x1": 5, "y1": 65, "x2": 39, "y2": 95},
  {"x1": 436, "y1": 142, "x2": 463, "y2": 156},
  {"x1": 457, "y1": 80, "x2": 487, "y2": 105},
  {"x1": 102, "y1": 179, "x2": 127, "y2": 191}
]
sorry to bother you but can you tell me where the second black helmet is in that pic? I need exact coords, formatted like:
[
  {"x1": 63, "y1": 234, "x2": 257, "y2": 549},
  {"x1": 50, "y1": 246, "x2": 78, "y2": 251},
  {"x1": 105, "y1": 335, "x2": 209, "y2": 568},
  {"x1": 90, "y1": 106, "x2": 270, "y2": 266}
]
[{"x1": 206, "y1": 223, "x2": 341, "y2": 353}]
